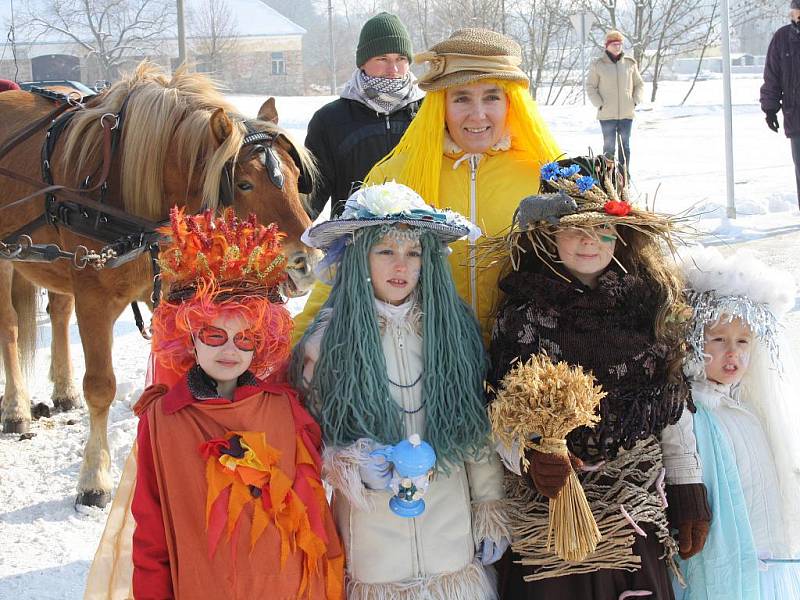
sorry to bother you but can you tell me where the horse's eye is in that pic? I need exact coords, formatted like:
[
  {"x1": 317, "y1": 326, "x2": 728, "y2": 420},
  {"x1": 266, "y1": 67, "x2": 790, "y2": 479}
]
[{"x1": 237, "y1": 181, "x2": 254, "y2": 191}]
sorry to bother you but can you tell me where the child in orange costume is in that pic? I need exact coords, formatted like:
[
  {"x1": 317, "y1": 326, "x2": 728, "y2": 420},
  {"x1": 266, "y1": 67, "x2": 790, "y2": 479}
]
[{"x1": 85, "y1": 208, "x2": 343, "y2": 600}]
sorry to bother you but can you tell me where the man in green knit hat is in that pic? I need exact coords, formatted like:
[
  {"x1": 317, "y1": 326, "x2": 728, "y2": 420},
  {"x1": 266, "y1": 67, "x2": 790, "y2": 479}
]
[{"x1": 305, "y1": 12, "x2": 424, "y2": 218}]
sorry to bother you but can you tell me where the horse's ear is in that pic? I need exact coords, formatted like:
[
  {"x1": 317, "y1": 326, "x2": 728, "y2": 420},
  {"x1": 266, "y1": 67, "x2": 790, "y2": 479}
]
[
  {"x1": 257, "y1": 98, "x2": 279, "y2": 125},
  {"x1": 210, "y1": 108, "x2": 233, "y2": 144}
]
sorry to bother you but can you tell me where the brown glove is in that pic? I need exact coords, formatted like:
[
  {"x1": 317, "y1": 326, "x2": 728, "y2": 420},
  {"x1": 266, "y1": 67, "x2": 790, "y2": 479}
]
[
  {"x1": 677, "y1": 520, "x2": 710, "y2": 560},
  {"x1": 666, "y1": 483, "x2": 712, "y2": 559},
  {"x1": 526, "y1": 448, "x2": 583, "y2": 499}
]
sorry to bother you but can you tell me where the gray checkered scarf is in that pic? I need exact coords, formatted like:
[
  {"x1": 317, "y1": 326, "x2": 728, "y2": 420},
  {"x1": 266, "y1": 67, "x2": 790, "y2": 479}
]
[{"x1": 340, "y1": 69, "x2": 424, "y2": 114}]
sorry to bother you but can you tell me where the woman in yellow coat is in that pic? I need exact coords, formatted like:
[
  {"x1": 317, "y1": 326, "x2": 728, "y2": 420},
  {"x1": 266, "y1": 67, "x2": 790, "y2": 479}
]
[{"x1": 295, "y1": 27, "x2": 561, "y2": 339}]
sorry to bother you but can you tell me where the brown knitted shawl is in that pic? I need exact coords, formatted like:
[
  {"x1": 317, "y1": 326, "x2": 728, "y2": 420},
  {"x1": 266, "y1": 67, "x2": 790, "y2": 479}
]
[{"x1": 488, "y1": 267, "x2": 686, "y2": 461}]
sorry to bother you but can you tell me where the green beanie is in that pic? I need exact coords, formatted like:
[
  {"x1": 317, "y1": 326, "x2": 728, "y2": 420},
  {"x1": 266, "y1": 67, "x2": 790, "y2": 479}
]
[{"x1": 356, "y1": 12, "x2": 413, "y2": 67}]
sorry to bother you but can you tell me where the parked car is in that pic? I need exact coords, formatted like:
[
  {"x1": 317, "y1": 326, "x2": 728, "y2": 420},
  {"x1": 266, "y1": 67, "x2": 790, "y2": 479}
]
[{"x1": 18, "y1": 80, "x2": 97, "y2": 99}]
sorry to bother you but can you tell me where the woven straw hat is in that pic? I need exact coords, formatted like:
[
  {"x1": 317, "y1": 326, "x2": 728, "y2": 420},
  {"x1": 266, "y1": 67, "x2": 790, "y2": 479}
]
[
  {"x1": 512, "y1": 155, "x2": 677, "y2": 234},
  {"x1": 415, "y1": 28, "x2": 529, "y2": 92}
]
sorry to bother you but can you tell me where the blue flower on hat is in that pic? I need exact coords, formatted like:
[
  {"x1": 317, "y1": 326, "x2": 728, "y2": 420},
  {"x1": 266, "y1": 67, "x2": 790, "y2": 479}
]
[
  {"x1": 558, "y1": 164, "x2": 581, "y2": 178},
  {"x1": 541, "y1": 162, "x2": 560, "y2": 181},
  {"x1": 576, "y1": 176, "x2": 597, "y2": 193}
]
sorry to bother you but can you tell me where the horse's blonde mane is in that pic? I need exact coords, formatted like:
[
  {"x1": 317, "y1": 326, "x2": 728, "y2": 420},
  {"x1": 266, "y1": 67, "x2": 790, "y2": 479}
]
[{"x1": 61, "y1": 62, "x2": 310, "y2": 220}]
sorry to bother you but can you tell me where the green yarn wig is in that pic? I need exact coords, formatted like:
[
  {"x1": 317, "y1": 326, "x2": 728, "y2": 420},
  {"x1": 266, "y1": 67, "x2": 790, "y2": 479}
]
[{"x1": 291, "y1": 226, "x2": 491, "y2": 467}]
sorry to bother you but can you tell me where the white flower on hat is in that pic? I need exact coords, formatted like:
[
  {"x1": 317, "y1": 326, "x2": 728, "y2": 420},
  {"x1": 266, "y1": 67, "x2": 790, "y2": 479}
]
[{"x1": 342, "y1": 181, "x2": 429, "y2": 219}]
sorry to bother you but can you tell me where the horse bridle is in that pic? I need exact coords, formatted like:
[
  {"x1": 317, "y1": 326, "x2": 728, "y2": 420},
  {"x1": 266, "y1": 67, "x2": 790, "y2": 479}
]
[{"x1": 218, "y1": 125, "x2": 312, "y2": 207}]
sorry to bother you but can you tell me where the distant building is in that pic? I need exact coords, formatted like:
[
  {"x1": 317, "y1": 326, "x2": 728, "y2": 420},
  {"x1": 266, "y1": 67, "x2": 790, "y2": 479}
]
[
  {"x1": 0, "y1": 0, "x2": 306, "y2": 94},
  {"x1": 669, "y1": 53, "x2": 764, "y2": 77}
]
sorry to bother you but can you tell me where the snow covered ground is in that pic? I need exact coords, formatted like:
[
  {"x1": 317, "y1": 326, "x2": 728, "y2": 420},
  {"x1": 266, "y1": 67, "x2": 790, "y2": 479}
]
[{"x1": 1, "y1": 75, "x2": 799, "y2": 599}]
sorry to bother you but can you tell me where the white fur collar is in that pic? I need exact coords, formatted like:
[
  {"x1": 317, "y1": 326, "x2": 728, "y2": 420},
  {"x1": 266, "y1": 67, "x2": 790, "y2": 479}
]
[
  {"x1": 374, "y1": 296, "x2": 422, "y2": 334},
  {"x1": 691, "y1": 378, "x2": 738, "y2": 410}
]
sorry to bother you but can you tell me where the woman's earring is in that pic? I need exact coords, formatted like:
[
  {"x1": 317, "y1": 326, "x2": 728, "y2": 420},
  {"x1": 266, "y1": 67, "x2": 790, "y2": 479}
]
[{"x1": 366, "y1": 276, "x2": 372, "y2": 283}]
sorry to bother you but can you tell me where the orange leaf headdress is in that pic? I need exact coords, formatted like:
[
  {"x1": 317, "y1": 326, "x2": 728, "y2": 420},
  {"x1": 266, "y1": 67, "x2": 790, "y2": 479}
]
[{"x1": 158, "y1": 206, "x2": 287, "y2": 300}]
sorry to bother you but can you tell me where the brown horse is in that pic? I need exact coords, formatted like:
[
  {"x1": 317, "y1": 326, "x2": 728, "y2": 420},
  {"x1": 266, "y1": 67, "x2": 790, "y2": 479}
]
[{"x1": 0, "y1": 62, "x2": 319, "y2": 506}]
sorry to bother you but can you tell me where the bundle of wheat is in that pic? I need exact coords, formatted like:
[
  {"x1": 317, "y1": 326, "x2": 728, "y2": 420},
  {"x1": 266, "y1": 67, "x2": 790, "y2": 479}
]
[{"x1": 490, "y1": 353, "x2": 606, "y2": 562}]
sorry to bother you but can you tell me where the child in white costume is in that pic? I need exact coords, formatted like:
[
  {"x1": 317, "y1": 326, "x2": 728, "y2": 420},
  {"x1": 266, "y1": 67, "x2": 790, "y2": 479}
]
[
  {"x1": 291, "y1": 182, "x2": 509, "y2": 600},
  {"x1": 675, "y1": 246, "x2": 800, "y2": 600}
]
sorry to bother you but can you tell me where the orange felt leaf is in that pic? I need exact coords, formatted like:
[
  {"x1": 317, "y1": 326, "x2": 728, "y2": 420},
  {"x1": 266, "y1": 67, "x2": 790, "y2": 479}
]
[
  {"x1": 250, "y1": 500, "x2": 271, "y2": 552},
  {"x1": 234, "y1": 465, "x2": 269, "y2": 488},
  {"x1": 241, "y1": 432, "x2": 281, "y2": 467},
  {"x1": 269, "y1": 467, "x2": 293, "y2": 511},
  {"x1": 226, "y1": 480, "x2": 251, "y2": 538},
  {"x1": 295, "y1": 435, "x2": 316, "y2": 467},
  {"x1": 205, "y1": 459, "x2": 232, "y2": 525},
  {"x1": 326, "y1": 555, "x2": 345, "y2": 600}
]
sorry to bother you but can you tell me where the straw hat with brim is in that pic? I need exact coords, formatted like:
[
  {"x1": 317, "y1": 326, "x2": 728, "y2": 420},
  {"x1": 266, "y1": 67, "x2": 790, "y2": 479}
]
[
  {"x1": 301, "y1": 181, "x2": 480, "y2": 252},
  {"x1": 415, "y1": 28, "x2": 529, "y2": 92},
  {"x1": 304, "y1": 216, "x2": 472, "y2": 250},
  {"x1": 520, "y1": 156, "x2": 676, "y2": 234}
]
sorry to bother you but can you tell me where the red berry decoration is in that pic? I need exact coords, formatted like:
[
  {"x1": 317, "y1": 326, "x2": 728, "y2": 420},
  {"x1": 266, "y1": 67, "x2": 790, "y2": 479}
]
[{"x1": 604, "y1": 201, "x2": 631, "y2": 216}]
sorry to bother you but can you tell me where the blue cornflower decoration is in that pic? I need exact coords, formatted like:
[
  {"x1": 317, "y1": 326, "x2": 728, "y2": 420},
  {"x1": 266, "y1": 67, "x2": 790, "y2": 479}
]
[
  {"x1": 541, "y1": 162, "x2": 560, "y2": 181},
  {"x1": 576, "y1": 176, "x2": 596, "y2": 192},
  {"x1": 558, "y1": 164, "x2": 581, "y2": 178}
]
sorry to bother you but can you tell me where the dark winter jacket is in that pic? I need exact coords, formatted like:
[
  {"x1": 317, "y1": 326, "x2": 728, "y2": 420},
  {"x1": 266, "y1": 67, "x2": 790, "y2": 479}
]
[
  {"x1": 304, "y1": 98, "x2": 420, "y2": 218},
  {"x1": 761, "y1": 23, "x2": 800, "y2": 138}
]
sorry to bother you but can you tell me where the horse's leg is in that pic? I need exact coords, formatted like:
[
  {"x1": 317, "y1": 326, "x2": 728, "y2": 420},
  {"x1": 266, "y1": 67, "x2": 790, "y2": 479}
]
[
  {"x1": 73, "y1": 290, "x2": 127, "y2": 507},
  {"x1": 0, "y1": 263, "x2": 35, "y2": 433},
  {"x1": 48, "y1": 291, "x2": 81, "y2": 411}
]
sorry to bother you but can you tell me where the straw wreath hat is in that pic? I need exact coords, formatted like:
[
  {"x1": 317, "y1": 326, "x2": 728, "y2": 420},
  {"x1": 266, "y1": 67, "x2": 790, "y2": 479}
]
[
  {"x1": 489, "y1": 155, "x2": 683, "y2": 269},
  {"x1": 514, "y1": 155, "x2": 677, "y2": 232}
]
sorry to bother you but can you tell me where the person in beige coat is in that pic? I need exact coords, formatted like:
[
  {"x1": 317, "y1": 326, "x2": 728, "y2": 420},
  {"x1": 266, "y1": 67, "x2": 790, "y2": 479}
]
[
  {"x1": 292, "y1": 182, "x2": 509, "y2": 600},
  {"x1": 586, "y1": 30, "x2": 644, "y2": 176}
]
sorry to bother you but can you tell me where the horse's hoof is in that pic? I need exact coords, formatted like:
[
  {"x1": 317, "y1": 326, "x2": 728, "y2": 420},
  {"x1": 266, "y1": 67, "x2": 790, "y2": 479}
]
[
  {"x1": 2, "y1": 419, "x2": 30, "y2": 434},
  {"x1": 53, "y1": 395, "x2": 82, "y2": 412},
  {"x1": 75, "y1": 490, "x2": 111, "y2": 509}
]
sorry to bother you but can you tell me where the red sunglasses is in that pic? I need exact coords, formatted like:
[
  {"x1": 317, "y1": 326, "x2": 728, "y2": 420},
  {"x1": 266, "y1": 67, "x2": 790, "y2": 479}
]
[{"x1": 195, "y1": 325, "x2": 257, "y2": 352}]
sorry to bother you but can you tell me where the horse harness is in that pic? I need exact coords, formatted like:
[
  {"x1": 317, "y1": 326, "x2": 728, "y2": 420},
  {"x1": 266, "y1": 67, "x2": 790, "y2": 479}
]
[{"x1": 0, "y1": 87, "x2": 307, "y2": 336}]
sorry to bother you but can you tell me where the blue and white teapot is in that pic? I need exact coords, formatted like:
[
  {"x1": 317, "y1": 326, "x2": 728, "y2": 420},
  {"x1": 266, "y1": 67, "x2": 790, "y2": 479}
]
[{"x1": 371, "y1": 434, "x2": 436, "y2": 518}]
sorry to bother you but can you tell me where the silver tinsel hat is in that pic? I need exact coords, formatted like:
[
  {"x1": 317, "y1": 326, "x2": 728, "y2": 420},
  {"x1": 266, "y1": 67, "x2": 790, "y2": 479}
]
[{"x1": 679, "y1": 246, "x2": 796, "y2": 371}]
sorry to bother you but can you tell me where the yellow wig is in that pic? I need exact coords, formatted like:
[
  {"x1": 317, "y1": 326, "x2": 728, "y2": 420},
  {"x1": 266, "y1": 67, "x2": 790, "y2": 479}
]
[{"x1": 367, "y1": 79, "x2": 561, "y2": 206}]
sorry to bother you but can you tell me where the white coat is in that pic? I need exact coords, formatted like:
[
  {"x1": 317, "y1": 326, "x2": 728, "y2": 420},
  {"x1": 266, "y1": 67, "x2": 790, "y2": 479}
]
[
  {"x1": 586, "y1": 53, "x2": 644, "y2": 121},
  {"x1": 301, "y1": 298, "x2": 507, "y2": 600}
]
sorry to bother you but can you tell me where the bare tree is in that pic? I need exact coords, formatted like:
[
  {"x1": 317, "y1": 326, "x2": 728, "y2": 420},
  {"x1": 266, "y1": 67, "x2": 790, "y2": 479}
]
[
  {"x1": 188, "y1": 0, "x2": 239, "y2": 75},
  {"x1": 510, "y1": 0, "x2": 583, "y2": 104},
  {"x1": 20, "y1": 0, "x2": 174, "y2": 80},
  {"x1": 586, "y1": 0, "x2": 718, "y2": 101}
]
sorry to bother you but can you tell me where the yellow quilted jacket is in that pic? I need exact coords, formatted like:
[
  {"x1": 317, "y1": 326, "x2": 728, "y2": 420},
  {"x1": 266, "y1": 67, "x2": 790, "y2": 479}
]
[{"x1": 292, "y1": 147, "x2": 542, "y2": 342}]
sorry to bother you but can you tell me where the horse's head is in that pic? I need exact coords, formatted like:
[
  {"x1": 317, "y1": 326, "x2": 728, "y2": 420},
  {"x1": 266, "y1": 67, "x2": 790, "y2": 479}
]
[
  {"x1": 60, "y1": 64, "x2": 321, "y2": 297},
  {"x1": 206, "y1": 100, "x2": 321, "y2": 298}
]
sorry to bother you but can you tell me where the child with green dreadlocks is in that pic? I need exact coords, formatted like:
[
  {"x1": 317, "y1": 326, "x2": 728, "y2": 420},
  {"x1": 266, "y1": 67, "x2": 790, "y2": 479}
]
[{"x1": 291, "y1": 182, "x2": 510, "y2": 600}]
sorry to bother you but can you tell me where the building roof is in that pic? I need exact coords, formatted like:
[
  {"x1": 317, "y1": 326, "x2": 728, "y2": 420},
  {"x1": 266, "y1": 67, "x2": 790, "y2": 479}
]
[
  {"x1": 187, "y1": 0, "x2": 306, "y2": 37},
  {"x1": 0, "y1": 0, "x2": 305, "y2": 45}
]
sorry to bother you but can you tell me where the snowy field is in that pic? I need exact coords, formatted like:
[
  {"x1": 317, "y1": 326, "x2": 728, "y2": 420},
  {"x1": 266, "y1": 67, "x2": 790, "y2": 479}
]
[{"x1": 1, "y1": 74, "x2": 799, "y2": 599}]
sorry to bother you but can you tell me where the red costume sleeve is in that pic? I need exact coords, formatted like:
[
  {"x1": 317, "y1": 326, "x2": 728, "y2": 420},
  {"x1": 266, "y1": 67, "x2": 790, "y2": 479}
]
[{"x1": 131, "y1": 411, "x2": 174, "y2": 599}]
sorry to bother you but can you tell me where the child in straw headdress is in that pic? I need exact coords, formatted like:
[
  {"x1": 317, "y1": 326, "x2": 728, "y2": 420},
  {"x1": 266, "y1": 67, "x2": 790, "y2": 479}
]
[
  {"x1": 84, "y1": 208, "x2": 344, "y2": 600},
  {"x1": 292, "y1": 182, "x2": 510, "y2": 600},
  {"x1": 487, "y1": 156, "x2": 711, "y2": 599},
  {"x1": 674, "y1": 246, "x2": 800, "y2": 600}
]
